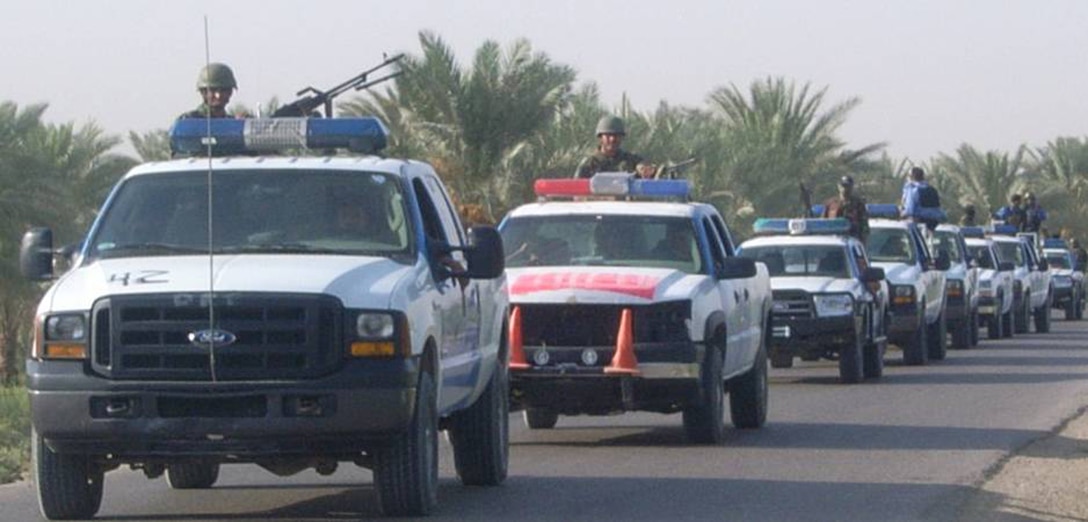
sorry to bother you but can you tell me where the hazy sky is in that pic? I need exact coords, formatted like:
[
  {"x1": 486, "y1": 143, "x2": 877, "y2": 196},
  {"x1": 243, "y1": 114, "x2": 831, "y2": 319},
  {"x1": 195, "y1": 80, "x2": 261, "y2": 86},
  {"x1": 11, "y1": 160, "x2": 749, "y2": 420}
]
[{"x1": 3, "y1": 0, "x2": 1087, "y2": 161}]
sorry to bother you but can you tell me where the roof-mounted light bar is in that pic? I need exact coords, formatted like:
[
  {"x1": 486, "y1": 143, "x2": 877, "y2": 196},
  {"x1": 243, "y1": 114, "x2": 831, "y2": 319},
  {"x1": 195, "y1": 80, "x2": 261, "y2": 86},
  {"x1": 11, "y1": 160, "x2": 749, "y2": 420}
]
[
  {"x1": 169, "y1": 117, "x2": 389, "y2": 156},
  {"x1": 991, "y1": 224, "x2": 1019, "y2": 236},
  {"x1": 1043, "y1": 238, "x2": 1068, "y2": 249},
  {"x1": 533, "y1": 172, "x2": 690, "y2": 199},
  {"x1": 753, "y1": 218, "x2": 852, "y2": 236},
  {"x1": 866, "y1": 204, "x2": 900, "y2": 219},
  {"x1": 960, "y1": 226, "x2": 986, "y2": 239}
]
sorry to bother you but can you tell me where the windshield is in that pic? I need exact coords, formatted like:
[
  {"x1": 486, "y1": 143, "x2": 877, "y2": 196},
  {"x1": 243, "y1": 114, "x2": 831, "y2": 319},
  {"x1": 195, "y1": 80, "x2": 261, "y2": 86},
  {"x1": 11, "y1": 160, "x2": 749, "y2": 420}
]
[
  {"x1": 1046, "y1": 252, "x2": 1072, "y2": 269},
  {"x1": 967, "y1": 245, "x2": 996, "y2": 269},
  {"x1": 740, "y1": 245, "x2": 850, "y2": 278},
  {"x1": 867, "y1": 228, "x2": 916, "y2": 264},
  {"x1": 500, "y1": 215, "x2": 702, "y2": 274},
  {"x1": 933, "y1": 231, "x2": 964, "y2": 263},
  {"x1": 993, "y1": 241, "x2": 1024, "y2": 267},
  {"x1": 88, "y1": 169, "x2": 412, "y2": 260}
]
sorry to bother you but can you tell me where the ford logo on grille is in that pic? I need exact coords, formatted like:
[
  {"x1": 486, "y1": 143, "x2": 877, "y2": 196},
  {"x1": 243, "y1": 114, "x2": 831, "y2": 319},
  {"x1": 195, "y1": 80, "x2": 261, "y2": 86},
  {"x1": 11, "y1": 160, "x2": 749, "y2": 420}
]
[{"x1": 188, "y1": 329, "x2": 237, "y2": 348}]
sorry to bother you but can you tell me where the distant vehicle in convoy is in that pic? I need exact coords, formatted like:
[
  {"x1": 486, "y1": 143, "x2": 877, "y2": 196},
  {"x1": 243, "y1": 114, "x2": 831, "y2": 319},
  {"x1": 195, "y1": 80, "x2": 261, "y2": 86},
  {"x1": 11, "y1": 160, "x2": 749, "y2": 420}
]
[
  {"x1": 738, "y1": 218, "x2": 888, "y2": 383},
  {"x1": 991, "y1": 227, "x2": 1053, "y2": 334},
  {"x1": 963, "y1": 229, "x2": 1016, "y2": 339},
  {"x1": 498, "y1": 173, "x2": 772, "y2": 444},
  {"x1": 1042, "y1": 238, "x2": 1085, "y2": 320},
  {"x1": 19, "y1": 118, "x2": 510, "y2": 519},
  {"x1": 865, "y1": 205, "x2": 949, "y2": 365},
  {"x1": 934, "y1": 225, "x2": 980, "y2": 349}
]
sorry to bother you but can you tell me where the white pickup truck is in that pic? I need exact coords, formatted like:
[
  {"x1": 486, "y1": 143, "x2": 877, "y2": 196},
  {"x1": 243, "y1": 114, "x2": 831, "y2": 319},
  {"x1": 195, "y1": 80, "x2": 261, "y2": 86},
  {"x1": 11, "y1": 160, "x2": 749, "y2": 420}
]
[
  {"x1": 19, "y1": 117, "x2": 509, "y2": 519},
  {"x1": 991, "y1": 230, "x2": 1053, "y2": 334},
  {"x1": 498, "y1": 174, "x2": 772, "y2": 444}
]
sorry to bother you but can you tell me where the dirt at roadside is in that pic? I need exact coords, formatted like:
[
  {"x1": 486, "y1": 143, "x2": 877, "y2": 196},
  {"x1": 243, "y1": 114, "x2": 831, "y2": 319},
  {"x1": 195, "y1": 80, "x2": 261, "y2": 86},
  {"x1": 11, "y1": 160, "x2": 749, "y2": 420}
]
[{"x1": 957, "y1": 406, "x2": 1088, "y2": 521}]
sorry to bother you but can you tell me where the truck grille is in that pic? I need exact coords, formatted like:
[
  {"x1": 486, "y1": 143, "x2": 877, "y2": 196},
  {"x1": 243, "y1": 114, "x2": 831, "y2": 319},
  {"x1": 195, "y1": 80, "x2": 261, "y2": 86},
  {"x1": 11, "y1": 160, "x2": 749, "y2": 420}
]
[
  {"x1": 90, "y1": 293, "x2": 343, "y2": 381},
  {"x1": 518, "y1": 301, "x2": 690, "y2": 347},
  {"x1": 772, "y1": 289, "x2": 814, "y2": 319}
]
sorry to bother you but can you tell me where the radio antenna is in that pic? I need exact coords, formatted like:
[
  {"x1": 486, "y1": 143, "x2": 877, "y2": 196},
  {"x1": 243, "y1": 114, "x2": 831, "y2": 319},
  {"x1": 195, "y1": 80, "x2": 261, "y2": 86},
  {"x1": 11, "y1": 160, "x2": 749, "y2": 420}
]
[{"x1": 203, "y1": 15, "x2": 218, "y2": 382}]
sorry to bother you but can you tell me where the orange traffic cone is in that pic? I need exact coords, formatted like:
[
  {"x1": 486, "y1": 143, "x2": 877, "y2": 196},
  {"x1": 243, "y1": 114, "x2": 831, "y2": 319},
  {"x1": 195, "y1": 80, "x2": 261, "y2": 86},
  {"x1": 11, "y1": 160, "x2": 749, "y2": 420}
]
[
  {"x1": 509, "y1": 306, "x2": 530, "y2": 370},
  {"x1": 605, "y1": 308, "x2": 640, "y2": 375}
]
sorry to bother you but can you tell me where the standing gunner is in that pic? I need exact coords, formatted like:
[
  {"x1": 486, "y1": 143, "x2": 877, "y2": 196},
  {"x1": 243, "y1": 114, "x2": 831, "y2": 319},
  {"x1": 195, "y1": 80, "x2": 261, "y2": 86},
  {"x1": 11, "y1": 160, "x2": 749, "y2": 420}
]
[
  {"x1": 179, "y1": 63, "x2": 239, "y2": 119},
  {"x1": 574, "y1": 115, "x2": 655, "y2": 178}
]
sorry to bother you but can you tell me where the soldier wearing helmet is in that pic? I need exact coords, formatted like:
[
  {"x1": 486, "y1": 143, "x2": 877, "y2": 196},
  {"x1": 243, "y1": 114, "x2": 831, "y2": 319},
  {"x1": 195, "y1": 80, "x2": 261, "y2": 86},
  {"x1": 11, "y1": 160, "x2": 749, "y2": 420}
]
[
  {"x1": 821, "y1": 175, "x2": 869, "y2": 242},
  {"x1": 574, "y1": 115, "x2": 655, "y2": 179},
  {"x1": 179, "y1": 63, "x2": 239, "y2": 119},
  {"x1": 1021, "y1": 191, "x2": 1047, "y2": 233}
]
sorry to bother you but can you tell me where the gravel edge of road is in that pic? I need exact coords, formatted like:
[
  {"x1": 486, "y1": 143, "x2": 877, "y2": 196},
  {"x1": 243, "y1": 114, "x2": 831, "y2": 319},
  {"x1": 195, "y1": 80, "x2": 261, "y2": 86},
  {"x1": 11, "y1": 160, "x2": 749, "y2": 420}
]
[{"x1": 954, "y1": 402, "x2": 1088, "y2": 521}]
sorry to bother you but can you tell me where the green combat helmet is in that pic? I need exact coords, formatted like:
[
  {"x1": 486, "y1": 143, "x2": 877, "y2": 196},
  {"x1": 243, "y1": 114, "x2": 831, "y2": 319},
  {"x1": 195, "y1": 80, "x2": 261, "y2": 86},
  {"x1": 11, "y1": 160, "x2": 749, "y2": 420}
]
[
  {"x1": 196, "y1": 63, "x2": 237, "y2": 90},
  {"x1": 595, "y1": 115, "x2": 626, "y2": 136}
]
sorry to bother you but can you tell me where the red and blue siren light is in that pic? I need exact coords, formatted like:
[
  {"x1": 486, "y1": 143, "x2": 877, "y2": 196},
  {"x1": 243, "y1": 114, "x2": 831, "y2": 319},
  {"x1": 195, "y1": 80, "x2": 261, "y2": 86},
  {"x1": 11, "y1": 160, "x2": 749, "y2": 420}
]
[
  {"x1": 533, "y1": 172, "x2": 690, "y2": 199},
  {"x1": 753, "y1": 218, "x2": 852, "y2": 236},
  {"x1": 169, "y1": 117, "x2": 389, "y2": 156}
]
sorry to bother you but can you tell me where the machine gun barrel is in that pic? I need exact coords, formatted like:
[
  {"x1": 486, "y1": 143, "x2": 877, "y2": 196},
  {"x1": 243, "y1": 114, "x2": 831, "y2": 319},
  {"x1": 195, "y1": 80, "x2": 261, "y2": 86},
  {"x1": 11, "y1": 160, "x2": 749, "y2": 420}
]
[{"x1": 272, "y1": 53, "x2": 405, "y2": 118}]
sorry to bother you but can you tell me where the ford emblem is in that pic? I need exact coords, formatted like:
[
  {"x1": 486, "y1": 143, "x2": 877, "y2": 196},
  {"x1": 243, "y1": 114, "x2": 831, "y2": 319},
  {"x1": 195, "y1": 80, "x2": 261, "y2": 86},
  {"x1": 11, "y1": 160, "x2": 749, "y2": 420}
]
[{"x1": 188, "y1": 329, "x2": 237, "y2": 348}]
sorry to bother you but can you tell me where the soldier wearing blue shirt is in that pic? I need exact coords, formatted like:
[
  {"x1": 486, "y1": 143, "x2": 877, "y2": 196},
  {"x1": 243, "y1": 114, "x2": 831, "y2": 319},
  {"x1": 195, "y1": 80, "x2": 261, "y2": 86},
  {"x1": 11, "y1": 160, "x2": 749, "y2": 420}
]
[{"x1": 900, "y1": 167, "x2": 945, "y2": 229}]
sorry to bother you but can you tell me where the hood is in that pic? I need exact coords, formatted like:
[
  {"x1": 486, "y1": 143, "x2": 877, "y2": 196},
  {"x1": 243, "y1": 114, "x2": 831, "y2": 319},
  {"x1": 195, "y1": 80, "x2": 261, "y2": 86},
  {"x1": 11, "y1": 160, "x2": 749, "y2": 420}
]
[
  {"x1": 871, "y1": 261, "x2": 920, "y2": 286},
  {"x1": 770, "y1": 276, "x2": 858, "y2": 295},
  {"x1": 506, "y1": 266, "x2": 708, "y2": 305},
  {"x1": 43, "y1": 254, "x2": 415, "y2": 312}
]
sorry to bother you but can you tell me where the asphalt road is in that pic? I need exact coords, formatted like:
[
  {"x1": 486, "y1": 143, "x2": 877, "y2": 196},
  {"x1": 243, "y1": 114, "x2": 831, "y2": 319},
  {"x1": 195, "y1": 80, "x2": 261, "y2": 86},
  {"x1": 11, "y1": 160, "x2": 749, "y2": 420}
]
[{"x1": 3, "y1": 315, "x2": 1087, "y2": 521}]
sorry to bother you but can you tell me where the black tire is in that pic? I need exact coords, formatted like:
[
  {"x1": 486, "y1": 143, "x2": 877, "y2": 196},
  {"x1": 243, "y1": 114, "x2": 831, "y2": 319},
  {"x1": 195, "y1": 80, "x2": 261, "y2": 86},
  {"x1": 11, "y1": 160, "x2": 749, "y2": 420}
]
[
  {"x1": 166, "y1": 462, "x2": 220, "y2": 489},
  {"x1": 730, "y1": 338, "x2": 769, "y2": 430},
  {"x1": 969, "y1": 310, "x2": 980, "y2": 347},
  {"x1": 863, "y1": 339, "x2": 885, "y2": 379},
  {"x1": 683, "y1": 334, "x2": 726, "y2": 443},
  {"x1": 770, "y1": 350, "x2": 794, "y2": 369},
  {"x1": 1015, "y1": 293, "x2": 1030, "y2": 334},
  {"x1": 374, "y1": 370, "x2": 439, "y2": 517},
  {"x1": 926, "y1": 310, "x2": 947, "y2": 361},
  {"x1": 902, "y1": 311, "x2": 929, "y2": 366},
  {"x1": 448, "y1": 355, "x2": 509, "y2": 486},
  {"x1": 950, "y1": 317, "x2": 970, "y2": 350},
  {"x1": 1001, "y1": 305, "x2": 1014, "y2": 338},
  {"x1": 1035, "y1": 293, "x2": 1052, "y2": 333},
  {"x1": 839, "y1": 333, "x2": 863, "y2": 384},
  {"x1": 987, "y1": 309, "x2": 1002, "y2": 340},
  {"x1": 1077, "y1": 293, "x2": 1085, "y2": 320},
  {"x1": 523, "y1": 408, "x2": 559, "y2": 430},
  {"x1": 33, "y1": 429, "x2": 103, "y2": 521},
  {"x1": 1065, "y1": 296, "x2": 1077, "y2": 320}
]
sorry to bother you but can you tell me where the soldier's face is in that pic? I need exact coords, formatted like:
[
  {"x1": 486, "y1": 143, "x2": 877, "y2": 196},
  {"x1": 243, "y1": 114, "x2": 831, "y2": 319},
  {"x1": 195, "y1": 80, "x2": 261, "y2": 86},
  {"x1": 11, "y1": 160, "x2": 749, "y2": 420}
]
[
  {"x1": 598, "y1": 133, "x2": 622, "y2": 155},
  {"x1": 200, "y1": 87, "x2": 233, "y2": 110}
]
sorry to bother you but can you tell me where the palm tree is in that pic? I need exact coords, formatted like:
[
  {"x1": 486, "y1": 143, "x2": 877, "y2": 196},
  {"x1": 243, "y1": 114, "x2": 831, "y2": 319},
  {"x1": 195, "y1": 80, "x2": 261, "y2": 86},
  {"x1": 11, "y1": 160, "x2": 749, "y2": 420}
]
[
  {"x1": 341, "y1": 31, "x2": 577, "y2": 220},
  {"x1": 1026, "y1": 137, "x2": 1088, "y2": 239},
  {"x1": 706, "y1": 77, "x2": 884, "y2": 230},
  {"x1": 934, "y1": 144, "x2": 1027, "y2": 220}
]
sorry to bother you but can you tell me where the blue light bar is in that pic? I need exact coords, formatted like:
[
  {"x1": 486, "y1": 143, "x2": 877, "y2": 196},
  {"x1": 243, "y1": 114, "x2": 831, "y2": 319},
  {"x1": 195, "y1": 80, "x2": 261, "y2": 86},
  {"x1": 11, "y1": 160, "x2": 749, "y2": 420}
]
[
  {"x1": 630, "y1": 178, "x2": 691, "y2": 197},
  {"x1": 1043, "y1": 238, "x2": 1068, "y2": 249},
  {"x1": 866, "y1": 204, "x2": 900, "y2": 219},
  {"x1": 991, "y1": 224, "x2": 1019, "y2": 235},
  {"x1": 169, "y1": 117, "x2": 389, "y2": 156},
  {"x1": 960, "y1": 226, "x2": 985, "y2": 238},
  {"x1": 753, "y1": 218, "x2": 851, "y2": 236},
  {"x1": 810, "y1": 204, "x2": 825, "y2": 217}
]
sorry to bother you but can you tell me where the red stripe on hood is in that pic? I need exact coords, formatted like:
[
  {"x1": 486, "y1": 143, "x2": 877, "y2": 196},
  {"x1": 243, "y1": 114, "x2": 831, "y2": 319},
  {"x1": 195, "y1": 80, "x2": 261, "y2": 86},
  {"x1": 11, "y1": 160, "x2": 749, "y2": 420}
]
[{"x1": 511, "y1": 272, "x2": 660, "y2": 299}]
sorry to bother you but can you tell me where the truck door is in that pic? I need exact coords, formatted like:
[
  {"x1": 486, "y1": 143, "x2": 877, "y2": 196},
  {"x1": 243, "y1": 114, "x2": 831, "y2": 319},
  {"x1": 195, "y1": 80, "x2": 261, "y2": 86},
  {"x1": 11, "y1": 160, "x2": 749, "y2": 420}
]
[
  {"x1": 412, "y1": 176, "x2": 478, "y2": 411},
  {"x1": 702, "y1": 216, "x2": 751, "y2": 373}
]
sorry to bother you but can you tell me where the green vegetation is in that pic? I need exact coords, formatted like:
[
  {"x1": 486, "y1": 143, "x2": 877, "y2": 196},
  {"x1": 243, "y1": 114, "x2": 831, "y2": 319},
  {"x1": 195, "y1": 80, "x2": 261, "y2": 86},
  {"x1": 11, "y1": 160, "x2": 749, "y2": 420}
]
[
  {"x1": 2, "y1": 29, "x2": 1088, "y2": 484},
  {"x1": 0, "y1": 386, "x2": 29, "y2": 483}
]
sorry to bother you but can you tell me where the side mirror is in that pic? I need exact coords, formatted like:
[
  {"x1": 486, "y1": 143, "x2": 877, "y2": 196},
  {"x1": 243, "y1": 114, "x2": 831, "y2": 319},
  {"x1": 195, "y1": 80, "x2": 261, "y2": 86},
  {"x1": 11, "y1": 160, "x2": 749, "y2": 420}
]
[
  {"x1": 20, "y1": 227, "x2": 54, "y2": 281},
  {"x1": 861, "y1": 267, "x2": 885, "y2": 282},
  {"x1": 998, "y1": 261, "x2": 1016, "y2": 272},
  {"x1": 933, "y1": 253, "x2": 951, "y2": 271},
  {"x1": 721, "y1": 256, "x2": 757, "y2": 279},
  {"x1": 463, "y1": 226, "x2": 505, "y2": 279}
]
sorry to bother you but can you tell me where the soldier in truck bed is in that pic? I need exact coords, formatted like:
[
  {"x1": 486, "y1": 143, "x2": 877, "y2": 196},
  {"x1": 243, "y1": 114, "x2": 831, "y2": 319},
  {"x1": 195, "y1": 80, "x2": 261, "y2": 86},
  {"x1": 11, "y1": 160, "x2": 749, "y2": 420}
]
[
  {"x1": 179, "y1": 63, "x2": 239, "y2": 120},
  {"x1": 574, "y1": 115, "x2": 656, "y2": 179}
]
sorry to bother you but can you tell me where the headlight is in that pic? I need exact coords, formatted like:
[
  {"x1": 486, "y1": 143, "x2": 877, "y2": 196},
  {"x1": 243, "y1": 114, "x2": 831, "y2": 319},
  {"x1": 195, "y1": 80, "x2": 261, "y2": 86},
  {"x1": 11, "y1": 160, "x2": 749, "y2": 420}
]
[
  {"x1": 36, "y1": 313, "x2": 88, "y2": 360},
  {"x1": 349, "y1": 311, "x2": 407, "y2": 358},
  {"x1": 892, "y1": 285, "x2": 916, "y2": 305},
  {"x1": 813, "y1": 293, "x2": 854, "y2": 317}
]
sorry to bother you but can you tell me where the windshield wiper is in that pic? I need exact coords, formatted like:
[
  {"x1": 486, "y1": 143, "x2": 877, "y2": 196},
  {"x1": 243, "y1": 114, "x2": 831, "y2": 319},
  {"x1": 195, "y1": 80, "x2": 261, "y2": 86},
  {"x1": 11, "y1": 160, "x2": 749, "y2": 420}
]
[
  {"x1": 220, "y1": 243, "x2": 342, "y2": 254},
  {"x1": 99, "y1": 243, "x2": 209, "y2": 255}
]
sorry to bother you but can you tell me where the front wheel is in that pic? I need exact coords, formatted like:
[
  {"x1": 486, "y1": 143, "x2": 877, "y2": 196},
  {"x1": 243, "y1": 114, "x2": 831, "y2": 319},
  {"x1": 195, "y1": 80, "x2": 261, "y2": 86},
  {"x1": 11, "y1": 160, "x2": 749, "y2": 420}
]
[
  {"x1": 902, "y1": 312, "x2": 929, "y2": 366},
  {"x1": 1065, "y1": 295, "x2": 1077, "y2": 320},
  {"x1": 1034, "y1": 293, "x2": 1052, "y2": 332},
  {"x1": 926, "y1": 310, "x2": 947, "y2": 361},
  {"x1": 1002, "y1": 304, "x2": 1014, "y2": 338},
  {"x1": 448, "y1": 356, "x2": 509, "y2": 486},
  {"x1": 1015, "y1": 293, "x2": 1030, "y2": 334},
  {"x1": 373, "y1": 370, "x2": 439, "y2": 517},
  {"x1": 838, "y1": 333, "x2": 863, "y2": 384},
  {"x1": 730, "y1": 340, "x2": 769, "y2": 429},
  {"x1": 683, "y1": 335, "x2": 726, "y2": 444},
  {"x1": 33, "y1": 429, "x2": 103, "y2": 521}
]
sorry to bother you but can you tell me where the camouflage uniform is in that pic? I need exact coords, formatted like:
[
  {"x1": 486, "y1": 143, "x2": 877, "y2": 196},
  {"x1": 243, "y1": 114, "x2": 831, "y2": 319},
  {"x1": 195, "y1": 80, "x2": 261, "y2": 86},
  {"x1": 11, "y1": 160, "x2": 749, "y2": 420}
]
[
  {"x1": 574, "y1": 149, "x2": 647, "y2": 179},
  {"x1": 822, "y1": 193, "x2": 870, "y2": 242},
  {"x1": 178, "y1": 105, "x2": 232, "y2": 120}
]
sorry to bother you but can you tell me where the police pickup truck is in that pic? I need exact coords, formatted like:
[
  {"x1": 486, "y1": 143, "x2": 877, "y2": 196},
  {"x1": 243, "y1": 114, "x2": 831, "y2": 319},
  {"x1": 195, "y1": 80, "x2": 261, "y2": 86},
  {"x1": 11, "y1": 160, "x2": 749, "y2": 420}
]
[
  {"x1": 865, "y1": 205, "x2": 949, "y2": 365},
  {"x1": 1042, "y1": 237, "x2": 1085, "y2": 320},
  {"x1": 934, "y1": 224, "x2": 980, "y2": 349},
  {"x1": 498, "y1": 174, "x2": 771, "y2": 444},
  {"x1": 963, "y1": 227, "x2": 1016, "y2": 339},
  {"x1": 19, "y1": 118, "x2": 509, "y2": 519},
  {"x1": 738, "y1": 218, "x2": 887, "y2": 383},
  {"x1": 990, "y1": 226, "x2": 1053, "y2": 334}
]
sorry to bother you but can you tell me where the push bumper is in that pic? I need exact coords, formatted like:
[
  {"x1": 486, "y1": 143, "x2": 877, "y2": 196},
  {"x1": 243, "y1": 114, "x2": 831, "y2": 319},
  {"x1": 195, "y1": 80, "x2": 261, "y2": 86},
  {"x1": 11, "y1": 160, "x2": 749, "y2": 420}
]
[{"x1": 770, "y1": 315, "x2": 858, "y2": 353}]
